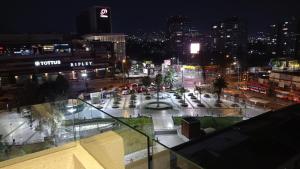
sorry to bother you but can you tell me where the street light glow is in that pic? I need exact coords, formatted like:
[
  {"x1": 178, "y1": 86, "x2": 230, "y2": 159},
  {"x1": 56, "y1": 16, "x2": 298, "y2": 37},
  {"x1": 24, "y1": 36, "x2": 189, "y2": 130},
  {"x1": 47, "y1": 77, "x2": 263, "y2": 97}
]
[
  {"x1": 190, "y1": 43, "x2": 200, "y2": 54},
  {"x1": 82, "y1": 73, "x2": 88, "y2": 77}
]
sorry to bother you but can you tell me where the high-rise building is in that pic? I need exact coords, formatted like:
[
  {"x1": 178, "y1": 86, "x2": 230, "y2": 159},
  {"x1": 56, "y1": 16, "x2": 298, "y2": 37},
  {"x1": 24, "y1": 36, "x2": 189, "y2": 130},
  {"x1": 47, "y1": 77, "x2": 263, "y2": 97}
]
[
  {"x1": 266, "y1": 24, "x2": 279, "y2": 57},
  {"x1": 296, "y1": 22, "x2": 300, "y2": 59},
  {"x1": 247, "y1": 32, "x2": 271, "y2": 66},
  {"x1": 278, "y1": 18, "x2": 298, "y2": 58},
  {"x1": 267, "y1": 17, "x2": 300, "y2": 59},
  {"x1": 167, "y1": 15, "x2": 191, "y2": 64},
  {"x1": 76, "y1": 6, "x2": 112, "y2": 35},
  {"x1": 211, "y1": 17, "x2": 248, "y2": 68}
]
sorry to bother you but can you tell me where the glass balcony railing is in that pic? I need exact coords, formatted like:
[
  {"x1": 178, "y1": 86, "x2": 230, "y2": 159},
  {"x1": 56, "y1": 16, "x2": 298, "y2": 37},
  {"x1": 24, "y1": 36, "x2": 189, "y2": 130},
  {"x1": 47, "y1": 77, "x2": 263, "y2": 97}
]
[{"x1": 0, "y1": 99, "x2": 203, "y2": 169}]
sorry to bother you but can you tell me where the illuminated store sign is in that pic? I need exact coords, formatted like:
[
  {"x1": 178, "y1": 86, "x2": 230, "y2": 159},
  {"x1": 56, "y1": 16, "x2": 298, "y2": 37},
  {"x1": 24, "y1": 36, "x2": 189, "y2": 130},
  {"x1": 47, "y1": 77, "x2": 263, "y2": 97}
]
[
  {"x1": 70, "y1": 61, "x2": 93, "y2": 67},
  {"x1": 35, "y1": 60, "x2": 61, "y2": 67},
  {"x1": 100, "y1": 8, "x2": 108, "y2": 18}
]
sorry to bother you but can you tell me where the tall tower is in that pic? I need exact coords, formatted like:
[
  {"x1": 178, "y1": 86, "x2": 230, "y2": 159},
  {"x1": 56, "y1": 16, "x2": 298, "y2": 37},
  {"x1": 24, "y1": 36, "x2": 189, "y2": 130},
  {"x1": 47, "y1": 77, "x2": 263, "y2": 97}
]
[
  {"x1": 77, "y1": 6, "x2": 112, "y2": 35},
  {"x1": 211, "y1": 17, "x2": 248, "y2": 68},
  {"x1": 167, "y1": 15, "x2": 190, "y2": 64}
]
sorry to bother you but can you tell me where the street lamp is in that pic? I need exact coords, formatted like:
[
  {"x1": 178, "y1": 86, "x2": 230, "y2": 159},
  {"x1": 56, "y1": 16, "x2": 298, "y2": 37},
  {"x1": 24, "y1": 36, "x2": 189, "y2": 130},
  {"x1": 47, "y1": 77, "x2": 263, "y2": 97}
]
[
  {"x1": 197, "y1": 83, "x2": 202, "y2": 104},
  {"x1": 82, "y1": 71, "x2": 88, "y2": 92},
  {"x1": 233, "y1": 61, "x2": 241, "y2": 90},
  {"x1": 122, "y1": 59, "x2": 126, "y2": 84},
  {"x1": 181, "y1": 67, "x2": 184, "y2": 87}
]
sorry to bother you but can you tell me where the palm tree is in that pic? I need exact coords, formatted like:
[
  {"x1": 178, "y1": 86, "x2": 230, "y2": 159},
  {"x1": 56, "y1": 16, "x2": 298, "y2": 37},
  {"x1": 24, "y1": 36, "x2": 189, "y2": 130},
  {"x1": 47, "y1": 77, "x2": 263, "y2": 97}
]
[
  {"x1": 155, "y1": 74, "x2": 163, "y2": 107},
  {"x1": 164, "y1": 68, "x2": 175, "y2": 89},
  {"x1": 213, "y1": 76, "x2": 228, "y2": 103},
  {"x1": 55, "y1": 74, "x2": 70, "y2": 96}
]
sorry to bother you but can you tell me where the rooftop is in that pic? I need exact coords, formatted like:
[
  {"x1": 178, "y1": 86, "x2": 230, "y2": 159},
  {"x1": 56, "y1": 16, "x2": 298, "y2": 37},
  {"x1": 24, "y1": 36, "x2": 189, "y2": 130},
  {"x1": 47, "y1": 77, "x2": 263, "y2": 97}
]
[{"x1": 173, "y1": 104, "x2": 300, "y2": 169}]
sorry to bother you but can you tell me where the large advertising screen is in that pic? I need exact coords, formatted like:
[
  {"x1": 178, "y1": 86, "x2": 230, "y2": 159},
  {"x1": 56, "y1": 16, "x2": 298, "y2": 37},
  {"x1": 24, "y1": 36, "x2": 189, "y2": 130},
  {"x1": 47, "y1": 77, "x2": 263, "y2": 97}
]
[{"x1": 190, "y1": 43, "x2": 200, "y2": 54}]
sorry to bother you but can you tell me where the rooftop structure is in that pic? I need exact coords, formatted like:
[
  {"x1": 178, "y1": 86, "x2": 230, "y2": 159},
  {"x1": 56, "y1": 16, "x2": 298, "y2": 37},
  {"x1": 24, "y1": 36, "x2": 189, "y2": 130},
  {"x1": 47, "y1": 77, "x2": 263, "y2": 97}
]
[{"x1": 173, "y1": 104, "x2": 300, "y2": 169}]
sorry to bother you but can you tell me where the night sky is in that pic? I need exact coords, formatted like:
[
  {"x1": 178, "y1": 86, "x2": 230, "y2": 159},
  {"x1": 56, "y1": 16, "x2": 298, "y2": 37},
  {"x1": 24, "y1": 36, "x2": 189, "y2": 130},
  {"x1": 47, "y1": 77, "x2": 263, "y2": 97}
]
[{"x1": 0, "y1": 0, "x2": 299, "y2": 34}]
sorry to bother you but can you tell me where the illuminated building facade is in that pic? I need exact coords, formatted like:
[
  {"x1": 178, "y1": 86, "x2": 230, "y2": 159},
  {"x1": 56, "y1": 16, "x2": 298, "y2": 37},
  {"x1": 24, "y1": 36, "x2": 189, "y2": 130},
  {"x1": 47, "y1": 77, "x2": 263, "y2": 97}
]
[
  {"x1": 267, "y1": 17, "x2": 300, "y2": 59},
  {"x1": 0, "y1": 33, "x2": 126, "y2": 85},
  {"x1": 211, "y1": 17, "x2": 248, "y2": 68},
  {"x1": 0, "y1": 6, "x2": 126, "y2": 85},
  {"x1": 278, "y1": 18, "x2": 298, "y2": 58}
]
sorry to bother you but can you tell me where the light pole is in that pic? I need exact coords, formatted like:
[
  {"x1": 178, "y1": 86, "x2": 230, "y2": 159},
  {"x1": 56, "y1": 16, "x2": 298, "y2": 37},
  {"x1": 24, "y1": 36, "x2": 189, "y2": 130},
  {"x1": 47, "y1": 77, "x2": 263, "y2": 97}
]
[
  {"x1": 82, "y1": 70, "x2": 88, "y2": 92},
  {"x1": 181, "y1": 67, "x2": 184, "y2": 87},
  {"x1": 198, "y1": 84, "x2": 202, "y2": 104},
  {"x1": 233, "y1": 61, "x2": 240, "y2": 90},
  {"x1": 122, "y1": 59, "x2": 126, "y2": 84}
]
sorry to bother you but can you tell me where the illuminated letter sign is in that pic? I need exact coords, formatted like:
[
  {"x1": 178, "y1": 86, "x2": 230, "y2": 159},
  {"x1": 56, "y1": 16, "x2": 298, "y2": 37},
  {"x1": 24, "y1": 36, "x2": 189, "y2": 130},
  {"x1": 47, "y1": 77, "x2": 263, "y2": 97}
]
[
  {"x1": 100, "y1": 8, "x2": 108, "y2": 18},
  {"x1": 35, "y1": 60, "x2": 61, "y2": 67},
  {"x1": 70, "y1": 61, "x2": 93, "y2": 67}
]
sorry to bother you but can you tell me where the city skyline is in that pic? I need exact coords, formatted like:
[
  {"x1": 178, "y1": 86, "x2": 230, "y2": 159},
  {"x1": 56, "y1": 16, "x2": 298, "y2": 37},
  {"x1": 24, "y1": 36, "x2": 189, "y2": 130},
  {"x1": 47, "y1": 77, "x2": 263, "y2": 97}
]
[{"x1": 0, "y1": 0, "x2": 299, "y2": 34}]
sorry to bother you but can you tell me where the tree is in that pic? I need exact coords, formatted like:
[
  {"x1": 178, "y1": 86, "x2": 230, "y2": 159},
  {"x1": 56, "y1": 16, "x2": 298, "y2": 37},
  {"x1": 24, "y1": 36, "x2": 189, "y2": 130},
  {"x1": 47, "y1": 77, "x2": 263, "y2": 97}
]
[
  {"x1": 16, "y1": 74, "x2": 70, "y2": 107},
  {"x1": 16, "y1": 79, "x2": 39, "y2": 107},
  {"x1": 164, "y1": 68, "x2": 175, "y2": 89},
  {"x1": 213, "y1": 76, "x2": 228, "y2": 102},
  {"x1": 55, "y1": 74, "x2": 69, "y2": 96},
  {"x1": 155, "y1": 74, "x2": 163, "y2": 107},
  {"x1": 142, "y1": 76, "x2": 151, "y2": 94}
]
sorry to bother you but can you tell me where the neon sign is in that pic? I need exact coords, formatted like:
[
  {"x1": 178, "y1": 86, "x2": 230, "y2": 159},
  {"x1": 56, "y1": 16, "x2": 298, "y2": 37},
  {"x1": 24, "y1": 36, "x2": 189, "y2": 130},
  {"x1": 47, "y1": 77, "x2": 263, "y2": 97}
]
[
  {"x1": 35, "y1": 60, "x2": 61, "y2": 67},
  {"x1": 100, "y1": 8, "x2": 108, "y2": 18},
  {"x1": 70, "y1": 61, "x2": 93, "y2": 67}
]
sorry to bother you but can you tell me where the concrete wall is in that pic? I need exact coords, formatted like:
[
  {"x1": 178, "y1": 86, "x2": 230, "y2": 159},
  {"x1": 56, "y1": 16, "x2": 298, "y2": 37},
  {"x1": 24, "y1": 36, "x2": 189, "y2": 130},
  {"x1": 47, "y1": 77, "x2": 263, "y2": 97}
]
[
  {"x1": 0, "y1": 131, "x2": 125, "y2": 169},
  {"x1": 80, "y1": 132, "x2": 125, "y2": 169}
]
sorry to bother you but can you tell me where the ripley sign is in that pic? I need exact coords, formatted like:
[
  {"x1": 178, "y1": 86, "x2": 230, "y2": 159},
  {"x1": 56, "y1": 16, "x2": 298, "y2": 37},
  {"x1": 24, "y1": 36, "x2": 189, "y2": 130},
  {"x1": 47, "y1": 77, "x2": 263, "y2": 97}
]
[{"x1": 70, "y1": 61, "x2": 93, "y2": 67}]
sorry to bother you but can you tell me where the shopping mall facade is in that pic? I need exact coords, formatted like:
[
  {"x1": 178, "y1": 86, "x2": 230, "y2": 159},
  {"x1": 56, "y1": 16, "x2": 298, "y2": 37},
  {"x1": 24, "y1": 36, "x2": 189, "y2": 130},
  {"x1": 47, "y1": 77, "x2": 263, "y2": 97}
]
[{"x1": 0, "y1": 33, "x2": 126, "y2": 85}]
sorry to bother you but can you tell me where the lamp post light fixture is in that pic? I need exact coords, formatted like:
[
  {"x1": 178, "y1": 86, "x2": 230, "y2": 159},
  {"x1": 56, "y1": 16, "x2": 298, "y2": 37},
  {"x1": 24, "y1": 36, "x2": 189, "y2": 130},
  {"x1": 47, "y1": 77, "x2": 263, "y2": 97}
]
[
  {"x1": 122, "y1": 58, "x2": 126, "y2": 84},
  {"x1": 232, "y1": 61, "x2": 241, "y2": 90},
  {"x1": 181, "y1": 67, "x2": 184, "y2": 87},
  {"x1": 82, "y1": 70, "x2": 88, "y2": 92}
]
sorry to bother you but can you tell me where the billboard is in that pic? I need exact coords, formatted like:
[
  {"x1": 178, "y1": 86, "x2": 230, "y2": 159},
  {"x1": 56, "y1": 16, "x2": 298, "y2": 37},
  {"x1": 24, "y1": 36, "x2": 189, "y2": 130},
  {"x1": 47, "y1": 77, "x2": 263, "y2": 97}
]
[{"x1": 190, "y1": 43, "x2": 200, "y2": 54}]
